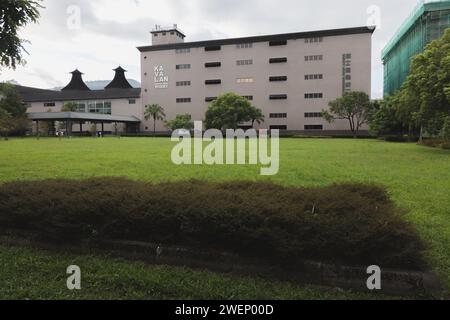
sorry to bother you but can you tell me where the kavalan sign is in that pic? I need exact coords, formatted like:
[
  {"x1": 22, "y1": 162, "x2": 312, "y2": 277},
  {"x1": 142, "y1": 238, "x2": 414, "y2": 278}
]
[{"x1": 154, "y1": 65, "x2": 169, "y2": 89}]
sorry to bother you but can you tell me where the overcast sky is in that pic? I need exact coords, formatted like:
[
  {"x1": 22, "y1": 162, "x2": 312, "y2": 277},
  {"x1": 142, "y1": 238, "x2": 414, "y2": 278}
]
[{"x1": 0, "y1": 0, "x2": 427, "y2": 98}]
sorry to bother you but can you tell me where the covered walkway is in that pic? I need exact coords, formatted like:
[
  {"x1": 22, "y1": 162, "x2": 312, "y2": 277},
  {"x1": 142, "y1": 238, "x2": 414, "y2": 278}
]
[{"x1": 27, "y1": 112, "x2": 141, "y2": 136}]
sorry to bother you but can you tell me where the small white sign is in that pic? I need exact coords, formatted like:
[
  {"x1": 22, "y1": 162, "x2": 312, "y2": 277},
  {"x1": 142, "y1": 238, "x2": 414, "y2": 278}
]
[{"x1": 154, "y1": 65, "x2": 169, "y2": 89}]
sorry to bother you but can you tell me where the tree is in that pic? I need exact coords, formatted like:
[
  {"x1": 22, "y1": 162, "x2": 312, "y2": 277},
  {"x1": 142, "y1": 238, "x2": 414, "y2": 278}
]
[
  {"x1": 442, "y1": 116, "x2": 450, "y2": 141},
  {"x1": 144, "y1": 104, "x2": 166, "y2": 133},
  {"x1": 0, "y1": 108, "x2": 12, "y2": 140},
  {"x1": 204, "y1": 93, "x2": 255, "y2": 130},
  {"x1": 0, "y1": 0, "x2": 43, "y2": 69},
  {"x1": 249, "y1": 107, "x2": 265, "y2": 128},
  {"x1": 0, "y1": 83, "x2": 27, "y2": 117},
  {"x1": 61, "y1": 102, "x2": 78, "y2": 112},
  {"x1": 322, "y1": 91, "x2": 372, "y2": 138},
  {"x1": 165, "y1": 114, "x2": 194, "y2": 131},
  {"x1": 395, "y1": 29, "x2": 450, "y2": 138}
]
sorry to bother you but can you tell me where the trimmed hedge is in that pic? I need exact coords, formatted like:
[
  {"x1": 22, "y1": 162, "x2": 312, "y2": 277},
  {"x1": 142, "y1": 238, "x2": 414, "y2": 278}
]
[{"x1": 0, "y1": 178, "x2": 426, "y2": 270}]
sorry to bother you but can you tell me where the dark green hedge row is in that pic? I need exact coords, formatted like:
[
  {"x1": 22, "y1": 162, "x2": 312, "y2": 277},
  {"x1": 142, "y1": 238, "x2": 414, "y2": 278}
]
[{"x1": 0, "y1": 178, "x2": 426, "y2": 269}]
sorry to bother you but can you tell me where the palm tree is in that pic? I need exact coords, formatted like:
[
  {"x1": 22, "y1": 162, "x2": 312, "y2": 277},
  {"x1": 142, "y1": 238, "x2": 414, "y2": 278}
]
[
  {"x1": 249, "y1": 107, "x2": 265, "y2": 128},
  {"x1": 144, "y1": 104, "x2": 166, "y2": 133}
]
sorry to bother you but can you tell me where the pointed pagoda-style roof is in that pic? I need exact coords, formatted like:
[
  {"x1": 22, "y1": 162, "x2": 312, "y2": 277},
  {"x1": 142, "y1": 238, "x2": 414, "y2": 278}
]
[
  {"x1": 61, "y1": 69, "x2": 91, "y2": 91},
  {"x1": 105, "y1": 66, "x2": 133, "y2": 89}
]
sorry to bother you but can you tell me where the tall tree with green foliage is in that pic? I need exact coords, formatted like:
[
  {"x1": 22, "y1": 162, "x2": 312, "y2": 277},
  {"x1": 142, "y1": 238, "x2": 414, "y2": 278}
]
[
  {"x1": 144, "y1": 104, "x2": 166, "y2": 133},
  {"x1": 0, "y1": 83, "x2": 27, "y2": 117},
  {"x1": 399, "y1": 29, "x2": 450, "y2": 138},
  {"x1": 249, "y1": 107, "x2": 265, "y2": 128},
  {"x1": 0, "y1": 108, "x2": 12, "y2": 140},
  {"x1": 322, "y1": 91, "x2": 372, "y2": 138},
  {"x1": 0, "y1": 0, "x2": 43, "y2": 69},
  {"x1": 205, "y1": 93, "x2": 262, "y2": 130},
  {"x1": 165, "y1": 114, "x2": 194, "y2": 131}
]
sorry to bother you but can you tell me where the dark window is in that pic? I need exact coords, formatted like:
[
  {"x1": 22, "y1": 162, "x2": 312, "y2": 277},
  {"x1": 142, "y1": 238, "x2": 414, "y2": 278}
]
[
  {"x1": 269, "y1": 57, "x2": 287, "y2": 64},
  {"x1": 176, "y1": 81, "x2": 191, "y2": 86},
  {"x1": 205, "y1": 97, "x2": 217, "y2": 102},
  {"x1": 305, "y1": 125, "x2": 324, "y2": 130},
  {"x1": 205, "y1": 45, "x2": 221, "y2": 51},
  {"x1": 269, "y1": 40, "x2": 287, "y2": 46},
  {"x1": 305, "y1": 74, "x2": 323, "y2": 80},
  {"x1": 205, "y1": 62, "x2": 221, "y2": 68},
  {"x1": 205, "y1": 79, "x2": 222, "y2": 85},
  {"x1": 304, "y1": 93, "x2": 323, "y2": 99},
  {"x1": 304, "y1": 112, "x2": 323, "y2": 118},
  {"x1": 176, "y1": 64, "x2": 191, "y2": 70},
  {"x1": 128, "y1": 99, "x2": 136, "y2": 104},
  {"x1": 176, "y1": 98, "x2": 191, "y2": 103},
  {"x1": 44, "y1": 102, "x2": 56, "y2": 107},
  {"x1": 242, "y1": 96, "x2": 253, "y2": 101},
  {"x1": 269, "y1": 94, "x2": 288, "y2": 100},
  {"x1": 269, "y1": 76, "x2": 288, "y2": 82},
  {"x1": 270, "y1": 113, "x2": 287, "y2": 118},
  {"x1": 270, "y1": 125, "x2": 288, "y2": 130}
]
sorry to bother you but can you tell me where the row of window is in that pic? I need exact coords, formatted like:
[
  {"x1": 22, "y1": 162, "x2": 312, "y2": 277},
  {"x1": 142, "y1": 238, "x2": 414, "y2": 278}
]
[
  {"x1": 269, "y1": 113, "x2": 323, "y2": 119},
  {"x1": 176, "y1": 55, "x2": 324, "y2": 70},
  {"x1": 43, "y1": 99, "x2": 135, "y2": 110},
  {"x1": 173, "y1": 38, "x2": 326, "y2": 54},
  {"x1": 268, "y1": 125, "x2": 324, "y2": 131},
  {"x1": 176, "y1": 93, "x2": 323, "y2": 103},
  {"x1": 173, "y1": 75, "x2": 323, "y2": 86}
]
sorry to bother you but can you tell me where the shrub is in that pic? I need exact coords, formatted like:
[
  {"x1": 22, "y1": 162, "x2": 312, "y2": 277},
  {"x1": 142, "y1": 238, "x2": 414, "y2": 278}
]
[
  {"x1": 383, "y1": 135, "x2": 409, "y2": 143},
  {"x1": 0, "y1": 178, "x2": 427, "y2": 270}
]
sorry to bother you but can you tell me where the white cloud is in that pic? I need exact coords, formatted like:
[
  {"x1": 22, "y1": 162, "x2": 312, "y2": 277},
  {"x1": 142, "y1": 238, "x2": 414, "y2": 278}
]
[{"x1": 0, "y1": 0, "x2": 424, "y2": 97}]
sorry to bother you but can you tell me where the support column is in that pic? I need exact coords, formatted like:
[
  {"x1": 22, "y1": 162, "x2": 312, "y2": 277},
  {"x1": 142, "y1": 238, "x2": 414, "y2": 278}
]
[
  {"x1": 101, "y1": 122, "x2": 104, "y2": 134},
  {"x1": 36, "y1": 120, "x2": 39, "y2": 137},
  {"x1": 79, "y1": 122, "x2": 83, "y2": 136}
]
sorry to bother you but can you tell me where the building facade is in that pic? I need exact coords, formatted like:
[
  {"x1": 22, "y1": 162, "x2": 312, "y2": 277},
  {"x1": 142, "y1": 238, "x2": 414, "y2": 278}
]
[
  {"x1": 382, "y1": 0, "x2": 450, "y2": 96},
  {"x1": 139, "y1": 26, "x2": 374, "y2": 133},
  {"x1": 17, "y1": 25, "x2": 374, "y2": 134}
]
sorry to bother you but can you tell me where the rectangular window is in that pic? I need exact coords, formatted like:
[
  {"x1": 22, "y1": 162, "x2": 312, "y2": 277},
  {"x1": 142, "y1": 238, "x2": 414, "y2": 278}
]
[
  {"x1": 305, "y1": 74, "x2": 323, "y2": 80},
  {"x1": 44, "y1": 102, "x2": 56, "y2": 107},
  {"x1": 176, "y1": 81, "x2": 191, "y2": 87},
  {"x1": 269, "y1": 94, "x2": 287, "y2": 100},
  {"x1": 269, "y1": 76, "x2": 288, "y2": 82},
  {"x1": 75, "y1": 103, "x2": 86, "y2": 113},
  {"x1": 242, "y1": 96, "x2": 253, "y2": 101},
  {"x1": 305, "y1": 125, "x2": 323, "y2": 130},
  {"x1": 304, "y1": 93, "x2": 323, "y2": 99},
  {"x1": 176, "y1": 64, "x2": 191, "y2": 70},
  {"x1": 270, "y1": 125, "x2": 287, "y2": 130},
  {"x1": 205, "y1": 79, "x2": 222, "y2": 85},
  {"x1": 176, "y1": 98, "x2": 191, "y2": 103},
  {"x1": 87, "y1": 101, "x2": 111, "y2": 115},
  {"x1": 270, "y1": 113, "x2": 287, "y2": 118},
  {"x1": 305, "y1": 37, "x2": 323, "y2": 43},
  {"x1": 269, "y1": 40, "x2": 287, "y2": 46},
  {"x1": 205, "y1": 62, "x2": 221, "y2": 68},
  {"x1": 304, "y1": 112, "x2": 323, "y2": 118},
  {"x1": 205, "y1": 97, "x2": 217, "y2": 102},
  {"x1": 305, "y1": 55, "x2": 323, "y2": 61},
  {"x1": 236, "y1": 59, "x2": 253, "y2": 66},
  {"x1": 237, "y1": 77, "x2": 254, "y2": 84},
  {"x1": 269, "y1": 57, "x2": 287, "y2": 64},
  {"x1": 175, "y1": 48, "x2": 191, "y2": 54},
  {"x1": 128, "y1": 99, "x2": 136, "y2": 104},
  {"x1": 205, "y1": 45, "x2": 221, "y2": 51},
  {"x1": 236, "y1": 43, "x2": 253, "y2": 49}
]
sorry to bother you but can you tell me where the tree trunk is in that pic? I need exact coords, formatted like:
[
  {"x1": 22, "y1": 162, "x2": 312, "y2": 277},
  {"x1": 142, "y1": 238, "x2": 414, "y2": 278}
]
[{"x1": 153, "y1": 116, "x2": 156, "y2": 134}]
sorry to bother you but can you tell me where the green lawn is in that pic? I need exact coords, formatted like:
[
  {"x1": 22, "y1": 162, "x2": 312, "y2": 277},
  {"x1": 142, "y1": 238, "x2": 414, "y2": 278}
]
[{"x1": 0, "y1": 137, "x2": 449, "y2": 299}]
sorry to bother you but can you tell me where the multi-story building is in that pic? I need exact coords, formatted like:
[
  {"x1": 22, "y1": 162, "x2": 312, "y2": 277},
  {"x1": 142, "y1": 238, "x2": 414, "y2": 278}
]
[
  {"x1": 138, "y1": 25, "x2": 374, "y2": 133},
  {"x1": 17, "y1": 24, "x2": 374, "y2": 135},
  {"x1": 382, "y1": 0, "x2": 450, "y2": 96}
]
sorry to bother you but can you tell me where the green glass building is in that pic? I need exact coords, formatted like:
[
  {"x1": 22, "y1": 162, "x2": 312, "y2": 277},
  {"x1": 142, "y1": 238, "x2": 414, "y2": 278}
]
[{"x1": 382, "y1": 0, "x2": 450, "y2": 96}]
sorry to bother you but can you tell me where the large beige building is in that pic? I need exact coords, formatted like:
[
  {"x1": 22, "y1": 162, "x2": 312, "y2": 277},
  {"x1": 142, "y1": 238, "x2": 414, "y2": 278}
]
[
  {"x1": 138, "y1": 25, "x2": 374, "y2": 133},
  {"x1": 19, "y1": 25, "x2": 374, "y2": 135}
]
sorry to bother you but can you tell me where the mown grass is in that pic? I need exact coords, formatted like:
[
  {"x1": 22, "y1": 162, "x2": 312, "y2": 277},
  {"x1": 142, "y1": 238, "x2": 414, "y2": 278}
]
[
  {"x1": 0, "y1": 244, "x2": 396, "y2": 300},
  {"x1": 0, "y1": 137, "x2": 449, "y2": 299}
]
